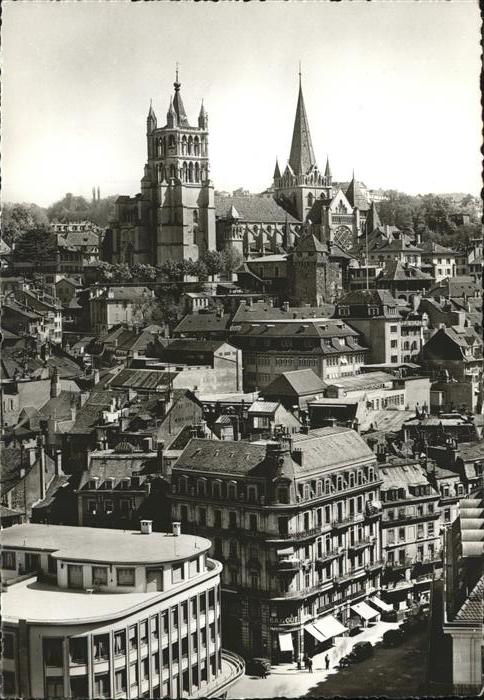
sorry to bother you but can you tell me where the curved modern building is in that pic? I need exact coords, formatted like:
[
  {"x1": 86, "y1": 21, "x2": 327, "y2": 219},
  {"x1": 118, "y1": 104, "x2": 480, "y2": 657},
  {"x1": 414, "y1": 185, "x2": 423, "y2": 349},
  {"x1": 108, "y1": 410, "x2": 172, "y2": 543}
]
[{"x1": 1, "y1": 521, "x2": 244, "y2": 699}]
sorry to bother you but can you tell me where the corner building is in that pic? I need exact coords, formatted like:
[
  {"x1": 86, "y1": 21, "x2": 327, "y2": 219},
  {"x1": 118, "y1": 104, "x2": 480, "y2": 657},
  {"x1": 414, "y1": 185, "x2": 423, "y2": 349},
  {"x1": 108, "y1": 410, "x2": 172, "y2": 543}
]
[
  {"x1": 170, "y1": 427, "x2": 383, "y2": 664},
  {"x1": 1, "y1": 522, "x2": 243, "y2": 699},
  {"x1": 110, "y1": 75, "x2": 216, "y2": 266}
]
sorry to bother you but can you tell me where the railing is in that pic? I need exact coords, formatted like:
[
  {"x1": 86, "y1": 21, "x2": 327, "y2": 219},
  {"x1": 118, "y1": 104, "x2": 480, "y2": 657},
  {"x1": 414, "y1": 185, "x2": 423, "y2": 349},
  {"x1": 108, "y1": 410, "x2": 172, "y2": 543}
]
[
  {"x1": 334, "y1": 567, "x2": 366, "y2": 584},
  {"x1": 385, "y1": 557, "x2": 413, "y2": 571},
  {"x1": 383, "y1": 511, "x2": 440, "y2": 526},
  {"x1": 348, "y1": 536, "x2": 372, "y2": 552},
  {"x1": 315, "y1": 549, "x2": 341, "y2": 566},
  {"x1": 271, "y1": 558, "x2": 301, "y2": 573},
  {"x1": 331, "y1": 517, "x2": 353, "y2": 530},
  {"x1": 365, "y1": 559, "x2": 384, "y2": 573}
]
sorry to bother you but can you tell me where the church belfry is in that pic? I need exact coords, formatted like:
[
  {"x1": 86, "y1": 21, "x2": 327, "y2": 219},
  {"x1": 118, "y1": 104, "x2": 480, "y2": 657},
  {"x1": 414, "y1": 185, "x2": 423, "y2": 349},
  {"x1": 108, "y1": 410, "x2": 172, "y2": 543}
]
[{"x1": 110, "y1": 70, "x2": 216, "y2": 266}]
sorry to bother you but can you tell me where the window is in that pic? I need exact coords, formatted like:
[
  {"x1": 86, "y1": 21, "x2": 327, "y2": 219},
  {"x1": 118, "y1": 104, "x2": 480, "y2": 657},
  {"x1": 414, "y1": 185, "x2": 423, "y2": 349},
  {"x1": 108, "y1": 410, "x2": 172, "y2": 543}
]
[
  {"x1": 104, "y1": 499, "x2": 113, "y2": 514},
  {"x1": 444, "y1": 508, "x2": 451, "y2": 522},
  {"x1": 247, "y1": 486, "x2": 257, "y2": 503},
  {"x1": 115, "y1": 669, "x2": 127, "y2": 694},
  {"x1": 390, "y1": 340, "x2": 398, "y2": 348},
  {"x1": 25, "y1": 553, "x2": 41, "y2": 573},
  {"x1": 278, "y1": 516, "x2": 288, "y2": 536},
  {"x1": 387, "y1": 529, "x2": 395, "y2": 545},
  {"x1": 46, "y1": 677, "x2": 64, "y2": 698},
  {"x1": 128, "y1": 626, "x2": 137, "y2": 650},
  {"x1": 92, "y1": 566, "x2": 108, "y2": 586},
  {"x1": 417, "y1": 524, "x2": 424, "y2": 540},
  {"x1": 277, "y1": 486, "x2": 289, "y2": 504},
  {"x1": 428, "y1": 523, "x2": 434, "y2": 537},
  {"x1": 199, "y1": 508, "x2": 207, "y2": 526},
  {"x1": 2, "y1": 550, "x2": 16, "y2": 570},
  {"x1": 94, "y1": 634, "x2": 109, "y2": 661},
  {"x1": 249, "y1": 514, "x2": 258, "y2": 531},
  {"x1": 43, "y1": 638, "x2": 63, "y2": 667},
  {"x1": 172, "y1": 563, "x2": 183, "y2": 583},
  {"x1": 117, "y1": 568, "x2": 135, "y2": 586},
  {"x1": 228, "y1": 511, "x2": 237, "y2": 529},
  {"x1": 2, "y1": 634, "x2": 14, "y2": 659},
  {"x1": 398, "y1": 527, "x2": 405, "y2": 542},
  {"x1": 180, "y1": 504, "x2": 188, "y2": 522},
  {"x1": 391, "y1": 355, "x2": 398, "y2": 363},
  {"x1": 214, "y1": 510, "x2": 222, "y2": 528},
  {"x1": 114, "y1": 631, "x2": 126, "y2": 656},
  {"x1": 130, "y1": 662, "x2": 138, "y2": 687},
  {"x1": 140, "y1": 621, "x2": 148, "y2": 645},
  {"x1": 142, "y1": 658, "x2": 149, "y2": 681}
]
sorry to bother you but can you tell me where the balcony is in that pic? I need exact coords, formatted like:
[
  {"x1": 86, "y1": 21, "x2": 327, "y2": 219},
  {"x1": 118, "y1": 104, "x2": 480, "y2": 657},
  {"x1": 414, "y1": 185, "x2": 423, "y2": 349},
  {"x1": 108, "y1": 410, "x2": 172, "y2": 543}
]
[
  {"x1": 385, "y1": 557, "x2": 412, "y2": 571},
  {"x1": 272, "y1": 558, "x2": 301, "y2": 573},
  {"x1": 331, "y1": 517, "x2": 352, "y2": 531},
  {"x1": 315, "y1": 549, "x2": 341, "y2": 567},
  {"x1": 365, "y1": 559, "x2": 384, "y2": 573},
  {"x1": 334, "y1": 567, "x2": 366, "y2": 585},
  {"x1": 348, "y1": 537, "x2": 372, "y2": 553}
]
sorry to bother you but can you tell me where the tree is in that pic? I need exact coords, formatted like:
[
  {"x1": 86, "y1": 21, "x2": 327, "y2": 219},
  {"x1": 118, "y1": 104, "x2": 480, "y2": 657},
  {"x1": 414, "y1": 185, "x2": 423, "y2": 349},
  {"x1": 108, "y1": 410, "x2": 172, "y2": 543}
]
[
  {"x1": 222, "y1": 248, "x2": 243, "y2": 275},
  {"x1": 201, "y1": 250, "x2": 224, "y2": 280},
  {"x1": 131, "y1": 263, "x2": 158, "y2": 282},
  {"x1": 2, "y1": 203, "x2": 48, "y2": 246},
  {"x1": 159, "y1": 260, "x2": 184, "y2": 281},
  {"x1": 13, "y1": 226, "x2": 57, "y2": 264},
  {"x1": 110, "y1": 263, "x2": 133, "y2": 282}
]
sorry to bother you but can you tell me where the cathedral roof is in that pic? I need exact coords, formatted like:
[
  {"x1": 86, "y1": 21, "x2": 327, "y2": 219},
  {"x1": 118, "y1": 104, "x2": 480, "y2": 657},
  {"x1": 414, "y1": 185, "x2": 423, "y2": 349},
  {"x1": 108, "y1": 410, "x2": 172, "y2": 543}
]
[
  {"x1": 214, "y1": 194, "x2": 299, "y2": 224},
  {"x1": 324, "y1": 157, "x2": 332, "y2": 179},
  {"x1": 288, "y1": 80, "x2": 316, "y2": 176},
  {"x1": 173, "y1": 80, "x2": 189, "y2": 127},
  {"x1": 346, "y1": 176, "x2": 370, "y2": 212},
  {"x1": 273, "y1": 159, "x2": 281, "y2": 180}
]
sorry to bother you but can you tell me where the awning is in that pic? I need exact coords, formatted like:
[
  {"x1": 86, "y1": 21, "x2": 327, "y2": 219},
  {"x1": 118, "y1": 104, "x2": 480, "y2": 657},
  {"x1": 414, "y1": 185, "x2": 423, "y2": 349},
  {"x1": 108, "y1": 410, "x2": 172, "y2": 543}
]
[
  {"x1": 305, "y1": 623, "x2": 326, "y2": 643},
  {"x1": 277, "y1": 547, "x2": 294, "y2": 557},
  {"x1": 370, "y1": 596, "x2": 393, "y2": 613},
  {"x1": 278, "y1": 632, "x2": 294, "y2": 652},
  {"x1": 313, "y1": 615, "x2": 347, "y2": 639},
  {"x1": 350, "y1": 602, "x2": 379, "y2": 621}
]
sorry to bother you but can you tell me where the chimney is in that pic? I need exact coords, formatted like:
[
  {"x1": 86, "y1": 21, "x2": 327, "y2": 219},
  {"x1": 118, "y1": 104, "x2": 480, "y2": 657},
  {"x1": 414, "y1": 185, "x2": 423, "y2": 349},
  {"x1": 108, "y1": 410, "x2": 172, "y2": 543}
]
[
  {"x1": 140, "y1": 519, "x2": 153, "y2": 535},
  {"x1": 37, "y1": 435, "x2": 46, "y2": 501},
  {"x1": 172, "y1": 522, "x2": 181, "y2": 537},
  {"x1": 55, "y1": 449, "x2": 63, "y2": 476},
  {"x1": 142, "y1": 436, "x2": 153, "y2": 452}
]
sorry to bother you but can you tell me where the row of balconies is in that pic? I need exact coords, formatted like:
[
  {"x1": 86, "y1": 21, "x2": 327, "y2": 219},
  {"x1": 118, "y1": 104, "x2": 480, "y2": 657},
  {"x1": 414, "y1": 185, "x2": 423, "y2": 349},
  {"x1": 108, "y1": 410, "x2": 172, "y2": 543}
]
[{"x1": 384, "y1": 554, "x2": 441, "y2": 571}]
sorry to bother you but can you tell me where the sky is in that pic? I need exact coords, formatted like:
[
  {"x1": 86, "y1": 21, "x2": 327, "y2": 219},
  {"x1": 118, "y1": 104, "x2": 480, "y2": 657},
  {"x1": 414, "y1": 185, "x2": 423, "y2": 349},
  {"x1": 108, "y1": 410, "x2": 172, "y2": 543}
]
[{"x1": 3, "y1": 0, "x2": 482, "y2": 206}]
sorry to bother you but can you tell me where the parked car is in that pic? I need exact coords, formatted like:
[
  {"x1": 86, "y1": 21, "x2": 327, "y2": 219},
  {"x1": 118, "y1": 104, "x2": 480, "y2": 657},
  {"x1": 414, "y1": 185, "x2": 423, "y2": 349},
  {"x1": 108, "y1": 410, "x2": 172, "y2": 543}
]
[
  {"x1": 381, "y1": 609, "x2": 398, "y2": 623},
  {"x1": 349, "y1": 641, "x2": 374, "y2": 661},
  {"x1": 337, "y1": 655, "x2": 352, "y2": 668},
  {"x1": 246, "y1": 657, "x2": 271, "y2": 677},
  {"x1": 382, "y1": 629, "x2": 404, "y2": 648}
]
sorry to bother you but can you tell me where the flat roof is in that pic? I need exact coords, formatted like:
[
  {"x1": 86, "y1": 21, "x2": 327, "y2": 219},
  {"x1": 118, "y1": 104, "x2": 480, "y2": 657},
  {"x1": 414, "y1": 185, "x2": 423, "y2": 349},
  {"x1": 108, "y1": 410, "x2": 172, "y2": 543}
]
[
  {"x1": 2, "y1": 578, "x2": 164, "y2": 625},
  {"x1": 2, "y1": 524, "x2": 210, "y2": 565}
]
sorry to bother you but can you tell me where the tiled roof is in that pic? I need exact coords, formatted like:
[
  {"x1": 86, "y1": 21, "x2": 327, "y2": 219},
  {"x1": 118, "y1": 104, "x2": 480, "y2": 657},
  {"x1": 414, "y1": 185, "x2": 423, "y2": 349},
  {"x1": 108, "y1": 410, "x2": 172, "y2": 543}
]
[
  {"x1": 79, "y1": 450, "x2": 161, "y2": 489},
  {"x1": 234, "y1": 320, "x2": 364, "y2": 346},
  {"x1": 338, "y1": 289, "x2": 399, "y2": 307},
  {"x1": 454, "y1": 575, "x2": 484, "y2": 622},
  {"x1": 327, "y1": 372, "x2": 395, "y2": 392},
  {"x1": 109, "y1": 369, "x2": 179, "y2": 391},
  {"x1": 57, "y1": 231, "x2": 99, "y2": 248},
  {"x1": 39, "y1": 391, "x2": 79, "y2": 422},
  {"x1": 379, "y1": 462, "x2": 431, "y2": 492},
  {"x1": 294, "y1": 234, "x2": 327, "y2": 254},
  {"x1": 359, "y1": 409, "x2": 416, "y2": 434},
  {"x1": 378, "y1": 261, "x2": 432, "y2": 282},
  {"x1": 262, "y1": 369, "x2": 327, "y2": 398},
  {"x1": 291, "y1": 427, "x2": 376, "y2": 474},
  {"x1": 173, "y1": 310, "x2": 232, "y2": 335},
  {"x1": 375, "y1": 239, "x2": 423, "y2": 254},
  {"x1": 96, "y1": 286, "x2": 152, "y2": 302},
  {"x1": 69, "y1": 386, "x2": 127, "y2": 435},
  {"x1": 214, "y1": 194, "x2": 299, "y2": 223},
  {"x1": 429, "y1": 276, "x2": 481, "y2": 299},
  {"x1": 420, "y1": 240, "x2": 456, "y2": 255},
  {"x1": 456, "y1": 441, "x2": 484, "y2": 462},
  {"x1": 247, "y1": 400, "x2": 280, "y2": 415},
  {"x1": 346, "y1": 178, "x2": 370, "y2": 212},
  {"x1": 231, "y1": 301, "x2": 335, "y2": 325}
]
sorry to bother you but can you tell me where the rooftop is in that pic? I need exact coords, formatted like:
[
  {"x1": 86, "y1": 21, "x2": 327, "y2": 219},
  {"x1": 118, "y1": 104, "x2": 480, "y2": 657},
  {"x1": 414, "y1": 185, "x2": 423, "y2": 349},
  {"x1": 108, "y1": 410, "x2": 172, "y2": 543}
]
[{"x1": 2, "y1": 523, "x2": 211, "y2": 565}]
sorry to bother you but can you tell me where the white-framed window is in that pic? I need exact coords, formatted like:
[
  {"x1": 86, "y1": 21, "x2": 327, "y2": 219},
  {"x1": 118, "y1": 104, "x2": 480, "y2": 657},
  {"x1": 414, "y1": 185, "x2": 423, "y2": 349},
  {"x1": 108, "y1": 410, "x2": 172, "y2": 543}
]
[{"x1": 117, "y1": 567, "x2": 135, "y2": 586}]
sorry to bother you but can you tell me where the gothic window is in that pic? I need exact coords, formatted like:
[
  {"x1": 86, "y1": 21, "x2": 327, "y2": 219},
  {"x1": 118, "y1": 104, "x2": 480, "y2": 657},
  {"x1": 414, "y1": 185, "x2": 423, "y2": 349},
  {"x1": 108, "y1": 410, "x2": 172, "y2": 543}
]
[
  {"x1": 169, "y1": 135, "x2": 176, "y2": 149},
  {"x1": 307, "y1": 193, "x2": 314, "y2": 207},
  {"x1": 188, "y1": 136, "x2": 193, "y2": 155},
  {"x1": 193, "y1": 210, "x2": 199, "y2": 224},
  {"x1": 182, "y1": 162, "x2": 188, "y2": 182},
  {"x1": 194, "y1": 137, "x2": 200, "y2": 156},
  {"x1": 195, "y1": 162, "x2": 200, "y2": 182},
  {"x1": 181, "y1": 136, "x2": 187, "y2": 155},
  {"x1": 188, "y1": 162, "x2": 194, "y2": 183}
]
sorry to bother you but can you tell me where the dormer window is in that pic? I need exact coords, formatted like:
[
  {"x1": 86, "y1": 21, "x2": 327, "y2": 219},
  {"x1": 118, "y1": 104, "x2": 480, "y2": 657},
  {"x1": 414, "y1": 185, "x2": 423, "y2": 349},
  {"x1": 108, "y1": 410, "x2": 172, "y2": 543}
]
[{"x1": 277, "y1": 486, "x2": 289, "y2": 504}]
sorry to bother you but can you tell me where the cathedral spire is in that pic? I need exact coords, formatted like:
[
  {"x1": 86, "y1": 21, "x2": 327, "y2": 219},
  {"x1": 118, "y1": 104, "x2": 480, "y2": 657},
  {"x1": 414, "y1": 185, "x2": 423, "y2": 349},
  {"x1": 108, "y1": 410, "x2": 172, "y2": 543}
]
[
  {"x1": 198, "y1": 99, "x2": 208, "y2": 129},
  {"x1": 172, "y1": 64, "x2": 189, "y2": 127},
  {"x1": 167, "y1": 95, "x2": 177, "y2": 128},
  {"x1": 273, "y1": 158, "x2": 281, "y2": 180},
  {"x1": 288, "y1": 70, "x2": 316, "y2": 176},
  {"x1": 147, "y1": 99, "x2": 157, "y2": 132},
  {"x1": 324, "y1": 156, "x2": 332, "y2": 179}
]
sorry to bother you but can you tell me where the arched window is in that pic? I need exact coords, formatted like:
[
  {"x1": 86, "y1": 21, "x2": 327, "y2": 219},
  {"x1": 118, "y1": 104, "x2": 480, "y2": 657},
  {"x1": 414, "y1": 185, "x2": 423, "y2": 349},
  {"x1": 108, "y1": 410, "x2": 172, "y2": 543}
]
[
  {"x1": 304, "y1": 484, "x2": 311, "y2": 500},
  {"x1": 195, "y1": 162, "x2": 200, "y2": 182},
  {"x1": 316, "y1": 480, "x2": 322, "y2": 496},
  {"x1": 197, "y1": 479, "x2": 207, "y2": 496},
  {"x1": 337, "y1": 476, "x2": 343, "y2": 491},
  {"x1": 213, "y1": 480, "x2": 221, "y2": 499},
  {"x1": 228, "y1": 482, "x2": 237, "y2": 499},
  {"x1": 188, "y1": 162, "x2": 194, "y2": 183},
  {"x1": 182, "y1": 162, "x2": 188, "y2": 182},
  {"x1": 188, "y1": 136, "x2": 193, "y2": 155},
  {"x1": 194, "y1": 137, "x2": 200, "y2": 156},
  {"x1": 349, "y1": 472, "x2": 355, "y2": 488},
  {"x1": 307, "y1": 193, "x2": 314, "y2": 207},
  {"x1": 169, "y1": 135, "x2": 176, "y2": 148},
  {"x1": 170, "y1": 164, "x2": 176, "y2": 179},
  {"x1": 181, "y1": 136, "x2": 187, "y2": 155},
  {"x1": 357, "y1": 471, "x2": 363, "y2": 485},
  {"x1": 325, "y1": 479, "x2": 331, "y2": 494}
]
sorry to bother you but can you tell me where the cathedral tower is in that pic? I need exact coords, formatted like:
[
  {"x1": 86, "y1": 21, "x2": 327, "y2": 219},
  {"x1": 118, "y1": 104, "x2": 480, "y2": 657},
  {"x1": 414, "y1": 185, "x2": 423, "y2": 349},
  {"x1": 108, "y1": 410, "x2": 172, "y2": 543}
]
[
  {"x1": 273, "y1": 72, "x2": 332, "y2": 222},
  {"x1": 110, "y1": 71, "x2": 215, "y2": 266}
]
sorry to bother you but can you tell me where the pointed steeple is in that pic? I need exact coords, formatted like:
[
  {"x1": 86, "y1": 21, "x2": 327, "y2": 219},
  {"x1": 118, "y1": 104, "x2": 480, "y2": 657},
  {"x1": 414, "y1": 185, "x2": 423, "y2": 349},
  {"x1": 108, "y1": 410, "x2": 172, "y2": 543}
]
[
  {"x1": 288, "y1": 71, "x2": 316, "y2": 176},
  {"x1": 198, "y1": 99, "x2": 208, "y2": 129},
  {"x1": 172, "y1": 65, "x2": 189, "y2": 127},
  {"x1": 167, "y1": 95, "x2": 177, "y2": 128},
  {"x1": 147, "y1": 99, "x2": 157, "y2": 133},
  {"x1": 324, "y1": 156, "x2": 332, "y2": 179},
  {"x1": 273, "y1": 158, "x2": 281, "y2": 180}
]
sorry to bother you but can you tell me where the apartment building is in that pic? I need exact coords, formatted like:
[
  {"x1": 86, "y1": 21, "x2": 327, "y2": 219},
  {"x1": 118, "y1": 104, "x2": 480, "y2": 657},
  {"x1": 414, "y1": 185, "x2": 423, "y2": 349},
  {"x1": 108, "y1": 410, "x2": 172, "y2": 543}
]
[
  {"x1": 1, "y1": 523, "x2": 244, "y2": 699},
  {"x1": 379, "y1": 459, "x2": 441, "y2": 610},
  {"x1": 170, "y1": 427, "x2": 384, "y2": 664}
]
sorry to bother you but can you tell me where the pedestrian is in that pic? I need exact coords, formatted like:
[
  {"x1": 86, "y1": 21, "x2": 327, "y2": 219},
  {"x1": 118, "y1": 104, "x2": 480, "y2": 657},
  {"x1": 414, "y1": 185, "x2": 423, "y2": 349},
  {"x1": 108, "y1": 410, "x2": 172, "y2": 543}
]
[
  {"x1": 325, "y1": 653, "x2": 330, "y2": 670},
  {"x1": 303, "y1": 654, "x2": 309, "y2": 671},
  {"x1": 308, "y1": 657, "x2": 313, "y2": 673}
]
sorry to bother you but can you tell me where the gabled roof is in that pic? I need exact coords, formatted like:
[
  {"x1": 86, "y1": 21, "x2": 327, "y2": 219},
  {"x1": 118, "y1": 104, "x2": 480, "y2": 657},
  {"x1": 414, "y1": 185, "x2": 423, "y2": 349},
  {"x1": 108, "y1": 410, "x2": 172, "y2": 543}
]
[
  {"x1": 294, "y1": 234, "x2": 327, "y2": 254},
  {"x1": 173, "y1": 310, "x2": 232, "y2": 336},
  {"x1": 288, "y1": 80, "x2": 316, "y2": 176},
  {"x1": 346, "y1": 177, "x2": 370, "y2": 212},
  {"x1": 231, "y1": 300, "x2": 334, "y2": 325},
  {"x1": 263, "y1": 369, "x2": 327, "y2": 398},
  {"x1": 378, "y1": 260, "x2": 432, "y2": 282},
  {"x1": 420, "y1": 240, "x2": 457, "y2": 255},
  {"x1": 337, "y1": 289, "x2": 399, "y2": 308},
  {"x1": 109, "y1": 369, "x2": 179, "y2": 392},
  {"x1": 375, "y1": 238, "x2": 423, "y2": 254},
  {"x1": 366, "y1": 201, "x2": 381, "y2": 232},
  {"x1": 214, "y1": 194, "x2": 299, "y2": 223}
]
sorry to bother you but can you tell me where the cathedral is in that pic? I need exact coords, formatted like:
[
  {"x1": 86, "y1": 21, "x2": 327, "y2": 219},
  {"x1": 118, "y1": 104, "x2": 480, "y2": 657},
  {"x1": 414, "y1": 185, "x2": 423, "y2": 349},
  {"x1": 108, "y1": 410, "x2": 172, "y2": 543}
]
[
  {"x1": 272, "y1": 74, "x2": 370, "y2": 252},
  {"x1": 109, "y1": 73, "x2": 216, "y2": 266}
]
